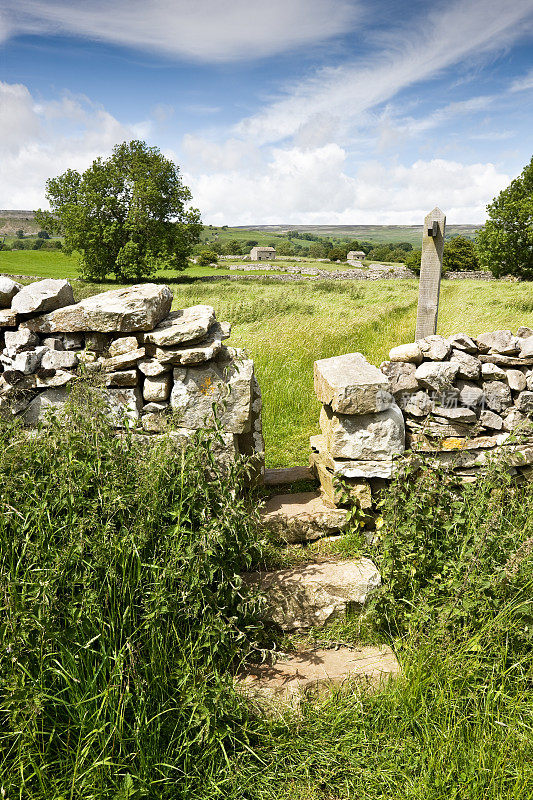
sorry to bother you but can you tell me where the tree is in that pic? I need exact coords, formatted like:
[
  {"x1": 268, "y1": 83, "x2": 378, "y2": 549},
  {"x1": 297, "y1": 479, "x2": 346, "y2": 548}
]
[
  {"x1": 15, "y1": 229, "x2": 24, "y2": 239},
  {"x1": 443, "y1": 236, "x2": 479, "y2": 272},
  {"x1": 276, "y1": 240, "x2": 294, "y2": 256},
  {"x1": 35, "y1": 140, "x2": 202, "y2": 281},
  {"x1": 328, "y1": 247, "x2": 347, "y2": 261},
  {"x1": 197, "y1": 250, "x2": 218, "y2": 266},
  {"x1": 405, "y1": 250, "x2": 422, "y2": 274},
  {"x1": 37, "y1": 230, "x2": 50, "y2": 239},
  {"x1": 477, "y1": 156, "x2": 533, "y2": 279}
]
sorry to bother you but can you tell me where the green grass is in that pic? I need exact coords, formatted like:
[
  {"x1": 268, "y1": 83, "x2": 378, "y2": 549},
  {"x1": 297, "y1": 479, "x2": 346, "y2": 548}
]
[{"x1": 2, "y1": 252, "x2": 533, "y2": 467}]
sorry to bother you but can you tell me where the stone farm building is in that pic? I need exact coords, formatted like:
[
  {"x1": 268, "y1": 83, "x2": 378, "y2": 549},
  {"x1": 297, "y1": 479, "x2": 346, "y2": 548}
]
[
  {"x1": 347, "y1": 250, "x2": 366, "y2": 261},
  {"x1": 250, "y1": 246, "x2": 276, "y2": 261}
]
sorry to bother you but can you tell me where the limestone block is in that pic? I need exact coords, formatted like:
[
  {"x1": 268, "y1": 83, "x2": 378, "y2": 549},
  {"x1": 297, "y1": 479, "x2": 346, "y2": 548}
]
[
  {"x1": 153, "y1": 322, "x2": 229, "y2": 366},
  {"x1": 22, "y1": 284, "x2": 173, "y2": 333},
  {"x1": 415, "y1": 361, "x2": 460, "y2": 392},
  {"x1": 42, "y1": 337, "x2": 64, "y2": 351},
  {"x1": 243, "y1": 558, "x2": 381, "y2": 630},
  {"x1": 450, "y1": 349, "x2": 481, "y2": 380},
  {"x1": 519, "y1": 337, "x2": 533, "y2": 358},
  {"x1": 517, "y1": 327, "x2": 533, "y2": 339},
  {"x1": 0, "y1": 277, "x2": 22, "y2": 307},
  {"x1": 141, "y1": 412, "x2": 169, "y2": 433},
  {"x1": 506, "y1": 369, "x2": 527, "y2": 392},
  {"x1": 457, "y1": 380, "x2": 484, "y2": 408},
  {"x1": 100, "y1": 347, "x2": 146, "y2": 372},
  {"x1": 4, "y1": 329, "x2": 39, "y2": 355},
  {"x1": 105, "y1": 370, "x2": 138, "y2": 388},
  {"x1": 310, "y1": 434, "x2": 396, "y2": 479},
  {"x1": 103, "y1": 387, "x2": 143, "y2": 426},
  {"x1": 142, "y1": 401, "x2": 169, "y2": 413},
  {"x1": 479, "y1": 354, "x2": 533, "y2": 367},
  {"x1": 503, "y1": 408, "x2": 527, "y2": 431},
  {"x1": 108, "y1": 336, "x2": 139, "y2": 357},
  {"x1": 401, "y1": 390, "x2": 434, "y2": 417},
  {"x1": 516, "y1": 391, "x2": 533, "y2": 415},
  {"x1": 481, "y1": 362, "x2": 506, "y2": 381},
  {"x1": 138, "y1": 358, "x2": 171, "y2": 377},
  {"x1": 380, "y1": 361, "x2": 418, "y2": 397},
  {"x1": 319, "y1": 403, "x2": 405, "y2": 460},
  {"x1": 143, "y1": 304, "x2": 216, "y2": 347},
  {"x1": 314, "y1": 460, "x2": 372, "y2": 509},
  {"x1": 447, "y1": 333, "x2": 478, "y2": 353},
  {"x1": 235, "y1": 646, "x2": 399, "y2": 713},
  {"x1": 432, "y1": 405, "x2": 476, "y2": 423},
  {"x1": 418, "y1": 335, "x2": 451, "y2": 361},
  {"x1": 314, "y1": 353, "x2": 392, "y2": 415},
  {"x1": 261, "y1": 492, "x2": 350, "y2": 543},
  {"x1": 12, "y1": 279, "x2": 74, "y2": 316},
  {"x1": 13, "y1": 350, "x2": 43, "y2": 374},
  {"x1": 63, "y1": 333, "x2": 84, "y2": 350},
  {"x1": 143, "y1": 373, "x2": 172, "y2": 402},
  {"x1": 388, "y1": 342, "x2": 422, "y2": 364},
  {"x1": 22, "y1": 387, "x2": 70, "y2": 425},
  {"x1": 476, "y1": 330, "x2": 519, "y2": 355},
  {"x1": 479, "y1": 410, "x2": 503, "y2": 430},
  {"x1": 41, "y1": 350, "x2": 79, "y2": 370},
  {"x1": 0, "y1": 309, "x2": 17, "y2": 327},
  {"x1": 482, "y1": 381, "x2": 512, "y2": 413},
  {"x1": 170, "y1": 359, "x2": 254, "y2": 434},
  {"x1": 35, "y1": 370, "x2": 75, "y2": 388}
]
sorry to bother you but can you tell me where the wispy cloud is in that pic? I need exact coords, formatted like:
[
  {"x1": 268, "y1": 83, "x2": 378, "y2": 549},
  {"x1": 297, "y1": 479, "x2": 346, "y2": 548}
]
[
  {"x1": 234, "y1": 0, "x2": 533, "y2": 145},
  {"x1": 0, "y1": 0, "x2": 361, "y2": 62},
  {"x1": 510, "y1": 67, "x2": 533, "y2": 91}
]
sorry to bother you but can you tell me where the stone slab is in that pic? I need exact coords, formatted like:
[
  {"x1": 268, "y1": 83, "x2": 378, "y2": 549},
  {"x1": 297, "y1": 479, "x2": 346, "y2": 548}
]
[
  {"x1": 314, "y1": 353, "x2": 392, "y2": 415},
  {"x1": 243, "y1": 557, "x2": 381, "y2": 630},
  {"x1": 22, "y1": 284, "x2": 173, "y2": 333},
  {"x1": 235, "y1": 646, "x2": 399, "y2": 713},
  {"x1": 12, "y1": 279, "x2": 74, "y2": 316},
  {"x1": 263, "y1": 466, "x2": 315, "y2": 485},
  {"x1": 310, "y1": 434, "x2": 397, "y2": 479},
  {"x1": 319, "y1": 403, "x2": 405, "y2": 460},
  {"x1": 143, "y1": 304, "x2": 216, "y2": 346},
  {"x1": 261, "y1": 492, "x2": 350, "y2": 543}
]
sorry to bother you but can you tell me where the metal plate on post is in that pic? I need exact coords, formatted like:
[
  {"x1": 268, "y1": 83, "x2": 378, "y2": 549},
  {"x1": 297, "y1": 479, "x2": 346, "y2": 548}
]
[{"x1": 415, "y1": 207, "x2": 446, "y2": 341}]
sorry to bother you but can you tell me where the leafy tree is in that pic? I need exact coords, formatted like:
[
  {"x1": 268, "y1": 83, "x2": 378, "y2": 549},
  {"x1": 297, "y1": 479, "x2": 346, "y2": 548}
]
[
  {"x1": 276, "y1": 240, "x2": 294, "y2": 256},
  {"x1": 15, "y1": 229, "x2": 24, "y2": 239},
  {"x1": 405, "y1": 249, "x2": 422, "y2": 274},
  {"x1": 328, "y1": 247, "x2": 347, "y2": 261},
  {"x1": 35, "y1": 140, "x2": 202, "y2": 281},
  {"x1": 443, "y1": 235, "x2": 479, "y2": 272},
  {"x1": 11, "y1": 239, "x2": 24, "y2": 250},
  {"x1": 221, "y1": 239, "x2": 243, "y2": 255},
  {"x1": 308, "y1": 242, "x2": 326, "y2": 258},
  {"x1": 197, "y1": 249, "x2": 218, "y2": 266},
  {"x1": 37, "y1": 230, "x2": 50, "y2": 239},
  {"x1": 477, "y1": 156, "x2": 533, "y2": 279},
  {"x1": 245, "y1": 239, "x2": 258, "y2": 247}
]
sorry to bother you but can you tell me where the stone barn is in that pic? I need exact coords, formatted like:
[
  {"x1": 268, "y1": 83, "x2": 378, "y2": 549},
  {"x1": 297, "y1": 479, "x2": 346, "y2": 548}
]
[
  {"x1": 347, "y1": 250, "x2": 366, "y2": 261},
  {"x1": 250, "y1": 246, "x2": 276, "y2": 261}
]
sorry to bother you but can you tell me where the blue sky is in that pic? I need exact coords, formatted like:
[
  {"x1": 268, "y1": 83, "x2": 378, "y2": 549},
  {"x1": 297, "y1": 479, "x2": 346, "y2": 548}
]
[{"x1": 1, "y1": 0, "x2": 532, "y2": 223}]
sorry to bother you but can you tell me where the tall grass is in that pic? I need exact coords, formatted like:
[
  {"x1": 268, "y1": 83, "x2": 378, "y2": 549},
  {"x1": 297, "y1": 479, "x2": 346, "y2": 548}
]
[{"x1": 0, "y1": 385, "x2": 265, "y2": 799}]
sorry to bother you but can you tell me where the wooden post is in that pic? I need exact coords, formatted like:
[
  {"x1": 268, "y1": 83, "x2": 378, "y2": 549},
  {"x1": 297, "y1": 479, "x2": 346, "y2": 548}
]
[{"x1": 415, "y1": 207, "x2": 446, "y2": 340}]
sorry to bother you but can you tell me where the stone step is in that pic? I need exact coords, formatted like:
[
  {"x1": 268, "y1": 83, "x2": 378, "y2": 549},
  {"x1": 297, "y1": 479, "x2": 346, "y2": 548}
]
[
  {"x1": 235, "y1": 645, "x2": 399, "y2": 714},
  {"x1": 261, "y1": 491, "x2": 350, "y2": 543},
  {"x1": 243, "y1": 557, "x2": 381, "y2": 630},
  {"x1": 263, "y1": 466, "x2": 315, "y2": 486}
]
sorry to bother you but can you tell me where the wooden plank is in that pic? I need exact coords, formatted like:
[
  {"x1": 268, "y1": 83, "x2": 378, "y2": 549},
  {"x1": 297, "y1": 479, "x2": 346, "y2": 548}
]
[{"x1": 415, "y1": 207, "x2": 446, "y2": 340}]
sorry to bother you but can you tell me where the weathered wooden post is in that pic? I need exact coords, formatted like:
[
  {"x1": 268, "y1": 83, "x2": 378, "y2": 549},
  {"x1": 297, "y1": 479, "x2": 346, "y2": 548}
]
[{"x1": 415, "y1": 207, "x2": 446, "y2": 340}]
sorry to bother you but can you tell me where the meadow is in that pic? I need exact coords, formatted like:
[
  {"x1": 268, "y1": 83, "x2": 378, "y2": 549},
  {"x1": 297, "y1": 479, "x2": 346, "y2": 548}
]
[
  {"x1": 2, "y1": 250, "x2": 533, "y2": 466},
  {"x1": 0, "y1": 250, "x2": 532, "y2": 799}
]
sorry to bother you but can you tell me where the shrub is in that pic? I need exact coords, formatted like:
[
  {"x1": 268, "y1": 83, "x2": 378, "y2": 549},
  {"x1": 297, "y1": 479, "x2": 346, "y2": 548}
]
[
  {"x1": 0, "y1": 385, "x2": 264, "y2": 798},
  {"x1": 443, "y1": 235, "x2": 479, "y2": 271},
  {"x1": 197, "y1": 249, "x2": 219, "y2": 265}
]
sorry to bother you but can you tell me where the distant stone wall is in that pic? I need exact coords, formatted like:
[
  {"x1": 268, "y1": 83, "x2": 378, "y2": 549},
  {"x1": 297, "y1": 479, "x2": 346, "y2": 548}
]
[
  {"x1": 0, "y1": 277, "x2": 264, "y2": 473},
  {"x1": 311, "y1": 329, "x2": 533, "y2": 507}
]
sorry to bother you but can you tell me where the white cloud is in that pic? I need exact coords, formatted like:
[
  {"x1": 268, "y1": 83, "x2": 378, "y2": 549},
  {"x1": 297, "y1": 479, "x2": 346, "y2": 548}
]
[
  {"x1": 0, "y1": 82, "x2": 141, "y2": 208},
  {"x1": 510, "y1": 67, "x2": 533, "y2": 91},
  {"x1": 0, "y1": 0, "x2": 360, "y2": 62},
  {"x1": 184, "y1": 140, "x2": 510, "y2": 224},
  {"x1": 234, "y1": 0, "x2": 533, "y2": 145}
]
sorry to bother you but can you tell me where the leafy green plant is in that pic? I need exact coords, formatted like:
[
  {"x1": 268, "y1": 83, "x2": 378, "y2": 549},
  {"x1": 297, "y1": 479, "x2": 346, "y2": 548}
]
[{"x1": 0, "y1": 384, "x2": 264, "y2": 798}]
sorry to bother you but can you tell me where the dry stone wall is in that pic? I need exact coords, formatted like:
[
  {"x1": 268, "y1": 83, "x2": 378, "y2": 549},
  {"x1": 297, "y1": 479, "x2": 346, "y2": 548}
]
[
  {"x1": 311, "y1": 329, "x2": 533, "y2": 509},
  {"x1": 0, "y1": 277, "x2": 264, "y2": 472}
]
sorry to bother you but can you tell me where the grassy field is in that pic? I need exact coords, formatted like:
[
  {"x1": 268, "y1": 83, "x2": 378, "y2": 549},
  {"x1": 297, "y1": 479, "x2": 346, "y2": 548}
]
[{"x1": 2, "y1": 251, "x2": 533, "y2": 467}]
